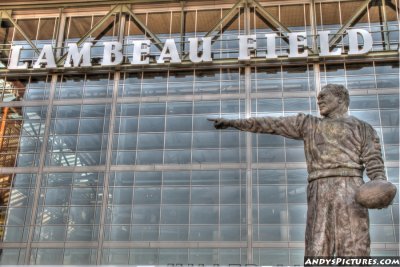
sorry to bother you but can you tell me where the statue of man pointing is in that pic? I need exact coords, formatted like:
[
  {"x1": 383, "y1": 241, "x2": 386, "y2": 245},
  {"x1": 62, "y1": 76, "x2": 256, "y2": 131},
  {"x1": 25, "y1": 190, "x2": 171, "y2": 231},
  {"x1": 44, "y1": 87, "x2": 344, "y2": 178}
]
[{"x1": 209, "y1": 84, "x2": 390, "y2": 256}]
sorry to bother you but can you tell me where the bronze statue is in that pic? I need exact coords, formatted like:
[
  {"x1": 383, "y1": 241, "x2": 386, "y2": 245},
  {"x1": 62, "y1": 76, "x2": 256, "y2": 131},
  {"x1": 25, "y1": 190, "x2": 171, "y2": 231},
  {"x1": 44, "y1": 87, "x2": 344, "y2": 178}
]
[{"x1": 209, "y1": 84, "x2": 396, "y2": 256}]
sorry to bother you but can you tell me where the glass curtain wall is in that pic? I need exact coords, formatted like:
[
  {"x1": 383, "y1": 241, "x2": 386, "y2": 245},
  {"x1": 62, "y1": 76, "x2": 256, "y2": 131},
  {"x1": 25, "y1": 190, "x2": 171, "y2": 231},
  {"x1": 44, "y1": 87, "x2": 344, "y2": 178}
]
[{"x1": 0, "y1": 0, "x2": 398, "y2": 265}]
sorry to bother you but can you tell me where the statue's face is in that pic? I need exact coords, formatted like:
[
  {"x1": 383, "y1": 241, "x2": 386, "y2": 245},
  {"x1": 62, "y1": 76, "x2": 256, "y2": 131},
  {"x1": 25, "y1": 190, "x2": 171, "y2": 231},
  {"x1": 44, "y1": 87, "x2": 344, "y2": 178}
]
[{"x1": 317, "y1": 90, "x2": 341, "y2": 117}]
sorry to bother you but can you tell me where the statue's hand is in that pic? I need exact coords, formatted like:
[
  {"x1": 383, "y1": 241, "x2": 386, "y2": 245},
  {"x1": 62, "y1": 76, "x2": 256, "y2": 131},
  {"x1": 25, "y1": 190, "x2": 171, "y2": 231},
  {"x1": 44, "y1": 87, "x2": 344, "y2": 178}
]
[{"x1": 207, "y1": 118, "x2": 231, "y2": 129}]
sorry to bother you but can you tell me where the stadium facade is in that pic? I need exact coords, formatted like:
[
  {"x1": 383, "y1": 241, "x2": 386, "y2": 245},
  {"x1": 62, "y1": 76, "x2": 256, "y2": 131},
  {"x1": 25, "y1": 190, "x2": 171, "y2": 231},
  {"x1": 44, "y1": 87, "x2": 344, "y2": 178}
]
[{"x1": 0, "y1": 0, "x2": 398, "y2": 265}]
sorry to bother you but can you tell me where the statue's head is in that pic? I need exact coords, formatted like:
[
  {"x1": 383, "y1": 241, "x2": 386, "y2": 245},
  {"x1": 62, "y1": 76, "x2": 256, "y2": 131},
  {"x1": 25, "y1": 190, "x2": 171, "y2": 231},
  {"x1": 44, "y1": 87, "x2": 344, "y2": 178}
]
[{"x1": 317, "y1": 84, "x2": 350, "y2": 118}]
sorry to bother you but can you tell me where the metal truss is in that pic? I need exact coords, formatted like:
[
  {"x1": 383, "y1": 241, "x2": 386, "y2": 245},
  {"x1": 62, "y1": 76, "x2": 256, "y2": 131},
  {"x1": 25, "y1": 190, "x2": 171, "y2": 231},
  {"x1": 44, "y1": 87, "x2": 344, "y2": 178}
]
[
  {"x1": 55, "y1": 4, "x2": 121, "y2": 64},
  {"x1": 0, "y1": 10, "x2": 41, "y2": 55},
  {"x1": 252, "y1": 0, "x2": 292, "y2": 44},
  {"x1": 120, "y1": 5, "x2": 163, "y2": 51},
  {"x1": 54, "y1": 3, "x2": 166, "y2": 65},
  {"x1": 328, "y1": 0, "x2": 372, "y2": 49}
]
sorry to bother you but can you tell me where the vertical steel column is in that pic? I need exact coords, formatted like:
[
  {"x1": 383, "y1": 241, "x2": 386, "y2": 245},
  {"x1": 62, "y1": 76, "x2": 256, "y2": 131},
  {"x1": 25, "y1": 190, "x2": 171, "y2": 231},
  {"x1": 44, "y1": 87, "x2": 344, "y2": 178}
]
[
  {"x1": 118, "y1": 10, "x2": 127, "y2": 43},
  {"x1": 0, "y1": 107, "x2": 9, "y2": 151},
  {"x1": 180, "y1": 1, "x2": 186, "y2": 57},
  {"x1": 95, "y1": 8, "x2": 125, "y2": 265},
  {"x1": 310, "y1": 0, "x2": 321, "y2": 96},
  {"x1": 0, "y1": 11, "x2": 3, "y2": 58},
  {"x1": 313, "y1": 58, "x2": 322, "y2": 96},
  {"x1": 22, "y1": 6, "x2": 68, "y2": 262},
  {"x1": 24, "y1": 74, "x2": 58, "y2": 264},
  {"x1": 380, "y1": 0, "x2": 390, "y2": 50},
  {"x1": 243, "y1": 0, "x2": 253, "y2": 264},
  {"x1": 310, "y1": 0, "x2": 318, "y2": 53},
  {"x1": 55, "y1": 9, "x2": 67, "y2": 59}
]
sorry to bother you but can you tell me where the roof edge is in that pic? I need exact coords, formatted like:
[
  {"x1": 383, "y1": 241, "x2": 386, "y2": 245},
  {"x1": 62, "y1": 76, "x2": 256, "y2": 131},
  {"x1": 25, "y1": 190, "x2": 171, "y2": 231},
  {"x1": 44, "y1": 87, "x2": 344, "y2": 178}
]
[{"x1": 0, "y1": 0, "x2": 178, "y2": 10}]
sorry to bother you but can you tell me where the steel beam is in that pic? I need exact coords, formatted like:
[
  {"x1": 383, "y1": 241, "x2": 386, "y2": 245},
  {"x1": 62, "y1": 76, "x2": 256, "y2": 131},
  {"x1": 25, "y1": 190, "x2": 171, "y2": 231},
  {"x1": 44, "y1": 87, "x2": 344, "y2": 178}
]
[
  {"x1": 182, "y1": 0, "x2": 243, "y2": 59},
  {"x1": 328, "y1": 0, "x2": 372, "y2": 49},
  {"x1": 2, "y1": 10, "x2": 41, "y2": 55},
  {"x1": 203, "y1": 0, "x2": 243, "y2": 40},
  {"x1": 56, "y1": 4, "x2": 120, "y2": 64},
  {"x1": 121, "y1": 5, "x2": 164, "y2": 51},
  {"x1": 92, "y1": 15, "x2": 118, "y2": 44},
  {"x1": 252, "y1": 0, "x2": 314, "y2": 53},
  {"x1": 252, "y1": 0, "x2": 291, "y2": 34},
  {"x1": 243, "y1": 1, "x2": 253, "y2": 264},
  {"x1": 310, "y1": 0, "x2": 319, "y2": 53},
  {"x1": 0, "y1": 107, "x2": 9, "y2": 151},
  {"x1": 180, "y1": 1, "x2": 186, "y2": 57},
  {"x1": 55, "y1": 10, "x2": 67, "y2": 58},
  {"x1": 0, "y1": 11, "x2": 4, "y2": 67},
  {"x1": 386, "y1": 0, "x2": 400, "y2": 14}
]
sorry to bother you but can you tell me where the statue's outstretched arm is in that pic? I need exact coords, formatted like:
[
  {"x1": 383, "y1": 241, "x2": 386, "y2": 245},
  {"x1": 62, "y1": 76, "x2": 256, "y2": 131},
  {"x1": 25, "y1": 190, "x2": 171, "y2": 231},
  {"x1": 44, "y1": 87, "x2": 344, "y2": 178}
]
[
  {"x1": 207, "y1": 118, "x2": 232, "y2": 129},
  {"x1": 208, "y1": 114, "x2": 308, "y2": 140}
]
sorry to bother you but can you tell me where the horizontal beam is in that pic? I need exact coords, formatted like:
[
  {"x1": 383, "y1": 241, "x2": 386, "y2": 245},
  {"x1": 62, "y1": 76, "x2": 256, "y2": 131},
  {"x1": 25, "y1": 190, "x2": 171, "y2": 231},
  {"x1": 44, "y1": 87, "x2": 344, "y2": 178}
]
[{"x1": 0, "y1": 0, "x2": 176, "y2": 10}]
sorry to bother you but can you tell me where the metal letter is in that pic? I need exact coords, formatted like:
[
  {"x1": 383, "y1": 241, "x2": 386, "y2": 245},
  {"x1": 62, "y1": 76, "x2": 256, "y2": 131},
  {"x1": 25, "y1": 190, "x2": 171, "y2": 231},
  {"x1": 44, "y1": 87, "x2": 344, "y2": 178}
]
[
  {"x1": 157, "y1": 39, "x2": 181, "y2": 64},
  {"x1": 33, "y1": 44, "x2": 56, "y2": 69},
  {"x1": 348, "y1": 29, "x2": 373, "y2": 55},
  {"x1": 288, "y1": 32, "x2": 308, "y2": 58},
  {"x1": 8, "y1": 46, "x2": 28, "y2": 70},
  {"x1": 319, "y1": 31, "x2": 342, "y2": 56},
  {"x1": 64, "y1": 42, "x2": 93, "y2": 67},
  {"x1": 238, "y1": 35, "x2": 257, "y2": 61},
  {"x1": 188, "y1": 37, "x2": 212, "y2": 63},
  {"x1": 101, "y1": 41, "x2": 123, "y2": 66},
  {"x1": 265, "y1": 33, "x2": 278, "y2": 59},
  {"x1": 131, "y1": 40, "x2": 150, "y2": 65}
]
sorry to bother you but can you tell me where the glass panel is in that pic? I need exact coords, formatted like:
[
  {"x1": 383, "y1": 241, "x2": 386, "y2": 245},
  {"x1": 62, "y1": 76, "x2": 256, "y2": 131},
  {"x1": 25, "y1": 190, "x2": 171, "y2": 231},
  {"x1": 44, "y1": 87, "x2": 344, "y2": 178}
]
[
  {"x1": 189, "y1": 225, "x2": 219, "y2": 241},
  {"x1": 111, "y1": 206, "x2": 132, "y2": 224},
  {"x1": 135, "y1": 172, "x2": 162, "y2": 186},
  {"x1": 132, "y1": 206, "x2": 160, "y2": 224},
  {"x1": 220, "y1": 205, "x2": 241, "y2": 224},
  {"x1": 134, "y1": 188, "x2": 161, "y2": 204},
  {"x1": 110, "y1": 187, "x2": 133, "y2": 205},
  {"x1": 131, "y1": 226, "x2": 159, "y2": 241},
  {"x1": 190, "y1": 205, "x2": 218, "y2": 224},
  {"x1": 258, "y1": 186, "x2": 286, "y2": 204},
  {"x1": 191, "y1": 187, "x2": 219, "y2": 204},
  {"x1": 258, "y1": 205, "x2": 288, "y2": 224},
  {"x1": 160, "y1": 205, "x2": 189, "y2": 224},
  {"x1": 165, "y1": 133, "x2": 191, "y2": 149},
  {"x1": 33, "y1": 249, "x2": 64, "y2": 264},
  {"x1": 163, "y1": 172, "x2": 190, "y2": 185},
  {"x1": 138, "y1": 117, "x2": 165, "y2": 132},
  {"x1": 162, "y1": 188, "x2": 189, "y2": 204},
  {"x1": 63, "y1": 249, "x2": 96, "y2": 265},
  {"x1": 256, "y1": 225, "x2": 288, "y2": 241},
  {"x1": 137, "y1": 133, "x2": 164, "y2": 149}
]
